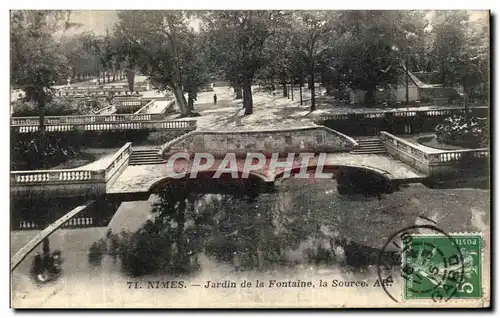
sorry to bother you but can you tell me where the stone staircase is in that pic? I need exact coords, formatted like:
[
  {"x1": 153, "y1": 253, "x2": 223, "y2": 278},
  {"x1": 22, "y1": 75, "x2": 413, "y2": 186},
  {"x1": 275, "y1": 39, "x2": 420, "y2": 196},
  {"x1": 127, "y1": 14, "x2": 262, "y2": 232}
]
[
  {"x1": 128, "y1": 148, "x2": 166, "y2": 165},
  {"x1": 351, "y1": 138, "x2": 387, "y2": 155}
]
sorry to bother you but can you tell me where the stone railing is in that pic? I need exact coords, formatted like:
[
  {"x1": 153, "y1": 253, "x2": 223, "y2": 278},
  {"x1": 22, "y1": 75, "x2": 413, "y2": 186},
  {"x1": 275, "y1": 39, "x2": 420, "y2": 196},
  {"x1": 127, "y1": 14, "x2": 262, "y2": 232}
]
[
  {"x1": 380, "y1": 131, "x2": 489, "y2": 176},
  {"x1": 12, "y1": 119, "x2": 197, "y2": 133},
  {"x1": 117, "y1": 99, "x2": 150, "y2": 107},
  {"x1": 427, "y1": 148, "x2": 489, "y2": 164},
  {"x1": 162, "y1": 100, "x2": 176, "y2": 114},
  {"x1": 115, "y1": 99, "x2": 151, "y2": 113},
  {"x1": 94, "y1": 104, "x2": 116, "y2": 115},
  {"x1": 11, "y1": 111, "x2": 165, "y2": 126},
  {"x1": 379, "y1": 132, "x2": 430, "y2": 173},
  {"x1": 57, "y1": 84, "x2": 149, "y2": 96},
  {"x1": 316, "y1": 106, "x2": 489, "y2": 122},
  {"x1": 160, "y1": 125, "x2": 358, "y2": 158},
  {"x1": 63, "y1": 92, "x2": 143, "y2": 99},
  {"x1": 134, "y1": 100, "x2": 157, "y2": 114},
  {"x1": 11, "y1": 169, "x2": 105, "y2": 186},
  {"x1": 10, "y1": 143, "x2": 133, "y2": 196},
  {"x1": 104, "y1": 142, "x2": 132, "y2": 182},
  {"x1": 135, "y1": 100, "x2": 175, "y2": 115}
]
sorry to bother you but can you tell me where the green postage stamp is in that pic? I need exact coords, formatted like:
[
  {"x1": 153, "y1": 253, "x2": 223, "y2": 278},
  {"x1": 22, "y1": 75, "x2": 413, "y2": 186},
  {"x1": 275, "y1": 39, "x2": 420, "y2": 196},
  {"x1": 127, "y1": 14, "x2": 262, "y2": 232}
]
[{"x1": 402, "y1": 233, "x2": 483, "y2": 301}]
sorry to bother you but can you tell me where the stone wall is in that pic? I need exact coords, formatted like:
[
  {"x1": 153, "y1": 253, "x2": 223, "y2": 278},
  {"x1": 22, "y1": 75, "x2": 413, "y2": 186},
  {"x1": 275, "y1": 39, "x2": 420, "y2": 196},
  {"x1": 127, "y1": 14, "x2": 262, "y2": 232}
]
[{"x1": 161, "y1": 126, "x2": 358, "y2": 158}]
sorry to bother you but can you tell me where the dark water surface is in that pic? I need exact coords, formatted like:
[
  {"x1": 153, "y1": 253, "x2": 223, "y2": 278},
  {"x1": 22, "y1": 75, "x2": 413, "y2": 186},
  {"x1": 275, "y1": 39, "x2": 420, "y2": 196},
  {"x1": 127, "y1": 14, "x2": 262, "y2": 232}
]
[{"x1": 11, "y1": 178, "x2": 489, "y2": 307}]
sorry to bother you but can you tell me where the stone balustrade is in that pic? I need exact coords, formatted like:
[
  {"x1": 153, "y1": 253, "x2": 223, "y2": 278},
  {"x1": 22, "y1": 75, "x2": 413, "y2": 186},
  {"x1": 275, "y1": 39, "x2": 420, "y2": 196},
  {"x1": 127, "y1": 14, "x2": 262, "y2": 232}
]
[
  {"x1": 134, "y1": 100, "x2": 157, "y2": 114},
  {"x1": 57, "y1": 84, "x2": 149, "y2": 96},
  {"x1": 427, "y1": 148, "x2": 489, "y2": 164},
  {"x1": 11, "y1": 169, "x2": 105, "y2": 186},
  {"x1": 380, "y1": 132, "x2": 429, "y2": 168},
  {"x1": 317, "y1": 106, "x2": 489, "y2": 136},
  {"x1": 316, "y1": 106, "x2": 488, "y2": 122},
  {"x1": 12, "y1": 111, "x2": 165, "y2": 126},
  {"x1": 11, "y1": 119, "x2": 197, "y2": 133},
  {"x1": 104, "y1": 142, "x2": 132, "y2": 182},
  {"x1": 10, "y1": 143, "x2": 133, "y2": 198},
  {"x1": 380, "y1": 131, "x2": 489, "y2": 177}
]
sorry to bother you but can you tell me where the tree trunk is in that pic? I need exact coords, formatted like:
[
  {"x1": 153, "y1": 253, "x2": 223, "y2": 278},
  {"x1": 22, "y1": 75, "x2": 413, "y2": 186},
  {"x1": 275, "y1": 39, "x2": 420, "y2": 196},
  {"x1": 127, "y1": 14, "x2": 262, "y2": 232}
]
[
  {"x1": 243, "y1": 78, "x2": 253, "y2": 115},
  {"x1": 112, "y1": 66, "x2": 116, "y2": 82},
  {"x1": 364, "y1": 87, "x2": 375, "y2": 106},
  {"x1": 187, "y1": 91, "x2": 195, "y2": 110},
  {"x1": 299, "y1": 76, "x2": 303, "y2": 106},
  {"x1": 405, "y1": 58, "x2": 409, "y2": 104},
  {"x1": 291, "y1": 84, "x2": 294, "y2": 101},
  {"x1": 126, "y1": 69, "x2": 135, "y2": 92},
  {"x1": 37, "y1": 98, "x2": 45, "y2": 133},
  {"x1": 282, "y1": 81, "x2": 288, "y2": 98},
  {"x1": 234, "y1": 80, "x2": 243, "y2": 100},
  {"x1": 464, "y1": 83, "x2": 471, "y2": 132},
  {"x1": 106, "y1": 71, "x2": 111, "y2": 84},
  {"x1": 172, "y1": 85, "x2": 190, "y2": 116},
  {"x1": 325, "y1": 82, "x2": 335, "y2": 96},
  {"x1": 310, "y1": 65, "x2": 316, "y2": 111}
]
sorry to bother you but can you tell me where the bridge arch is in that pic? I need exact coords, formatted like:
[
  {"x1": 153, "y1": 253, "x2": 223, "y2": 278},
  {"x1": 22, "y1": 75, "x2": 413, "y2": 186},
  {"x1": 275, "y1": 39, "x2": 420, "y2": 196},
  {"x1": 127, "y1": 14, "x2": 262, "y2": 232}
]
[
  {"x1": 273, "y1": 164, "x2": 396, "y2": 195},
  {"x1": 148, "y1": 169, "x2": 271, "y2": 196}
]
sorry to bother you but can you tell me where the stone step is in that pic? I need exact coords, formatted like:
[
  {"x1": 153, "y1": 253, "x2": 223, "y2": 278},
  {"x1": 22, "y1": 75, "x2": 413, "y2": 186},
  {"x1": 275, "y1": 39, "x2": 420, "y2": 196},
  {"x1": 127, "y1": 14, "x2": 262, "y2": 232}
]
[
  {"x1": 358, "y1": 144, "x2": 385, "y2": 148},
  {"x1": 350, "y1": 150, "x2": 387, "y2": 155},
  {"x1": 356, "y1": 138, "x2": 380, "y2": 142},
  {"x1": 352, "y1": 148, "x2": 386, "y2": 152},
  {"x1": 131, "y1": 150, "x2": 159, "y2": 154},
  {"x1": 130, "y1": 154, "x2": 162, "y2": 159},
  {"x1": 129, "y1": 160, "x2": 166, "y2": 165},
  {"x1": 129, "y1": 158, "x2": 165, "y2": 162}
]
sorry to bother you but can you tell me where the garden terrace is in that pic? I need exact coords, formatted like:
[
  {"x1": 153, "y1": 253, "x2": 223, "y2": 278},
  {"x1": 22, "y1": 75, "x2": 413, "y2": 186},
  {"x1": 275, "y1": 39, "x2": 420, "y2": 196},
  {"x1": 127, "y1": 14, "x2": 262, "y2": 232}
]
[
  {"x1": 380, "y1": 131, "x2": 489, "y2": 178},
  {"x1": 10, "y1": 142, "x2": 132, "y2": 200},
  {"x1": 315, "y1": 105, "x2": 488, "y2": 136}
]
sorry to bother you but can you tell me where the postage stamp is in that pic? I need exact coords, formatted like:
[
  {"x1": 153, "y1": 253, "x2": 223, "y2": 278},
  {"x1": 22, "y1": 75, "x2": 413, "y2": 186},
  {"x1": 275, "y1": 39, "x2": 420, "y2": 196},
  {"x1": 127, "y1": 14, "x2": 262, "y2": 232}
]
[{"x1": 402, "y1": 234, "x2": 483, "y2": 300}]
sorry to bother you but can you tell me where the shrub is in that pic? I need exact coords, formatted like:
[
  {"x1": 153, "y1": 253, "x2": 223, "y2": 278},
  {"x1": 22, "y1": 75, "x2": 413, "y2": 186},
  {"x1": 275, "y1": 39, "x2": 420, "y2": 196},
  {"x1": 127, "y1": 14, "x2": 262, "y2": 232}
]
[
  {"x1": 12, "y1": 96, "x2": 108, "y2": 117},
  {"x1": 435, "y1": 114, "x2": 488, "y2": 148},
  {"x1": 11, "y1": 132, "x2": 85, "y2": 170}
]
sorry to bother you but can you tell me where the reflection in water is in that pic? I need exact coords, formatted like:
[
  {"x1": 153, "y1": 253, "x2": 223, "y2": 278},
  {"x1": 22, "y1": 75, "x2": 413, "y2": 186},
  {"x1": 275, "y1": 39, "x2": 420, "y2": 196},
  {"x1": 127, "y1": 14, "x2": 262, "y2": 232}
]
[
  {"x1": 30, "y1": 238, "x2": 64, "y2": 284},
  {"x1": 11, "y1": 176, "x2": 489, "y2": 307},
  {"x1": 88, "y1": 179, "x2": 402, "y2": 277}
]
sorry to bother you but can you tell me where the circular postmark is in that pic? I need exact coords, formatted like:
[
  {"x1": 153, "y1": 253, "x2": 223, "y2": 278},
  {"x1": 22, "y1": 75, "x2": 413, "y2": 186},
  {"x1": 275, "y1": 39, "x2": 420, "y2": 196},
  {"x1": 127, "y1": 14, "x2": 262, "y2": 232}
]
[{"x1": 377, "y1": 224, "x2": 465, "y2": 303}]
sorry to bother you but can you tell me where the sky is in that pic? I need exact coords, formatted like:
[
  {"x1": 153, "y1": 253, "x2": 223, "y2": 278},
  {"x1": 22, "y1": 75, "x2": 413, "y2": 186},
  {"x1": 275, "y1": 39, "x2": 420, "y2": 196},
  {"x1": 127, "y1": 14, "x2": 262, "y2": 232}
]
[
  {"x1": 65, "y1": 10, "x2": 489, "y2": 36},
  {"x1": 67, "y1": 10, "x2": 201, "y2": 35}
]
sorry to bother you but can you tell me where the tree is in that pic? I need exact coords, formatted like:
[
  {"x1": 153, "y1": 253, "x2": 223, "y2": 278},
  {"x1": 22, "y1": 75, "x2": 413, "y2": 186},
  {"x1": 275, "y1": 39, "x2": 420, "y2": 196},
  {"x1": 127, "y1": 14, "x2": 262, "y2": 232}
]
[
  {"x1": 115, "y1": 10, "x2": 197, "y2": 116},
  {"x1": 11, "y1": 10, "x2": 73, "y2": 130},
  {"x1": 332, "y1": 11, "x2": 423, "y2": 105},
  {"x1": 181, "y1": 30, "x2": 211, "y2": 110},
  {"x1": 260, "y1": 14, "x2": 297, "y2": 98},
  {"x1": 60, "y1": 33, "x2": 99, "y2": 81},
  {"x1": 428, "y1": 11, "x2": 489, "y2": 128},
  {"x1": 201, "y1": 10, "x2": 285, "y2": 115},
  {"x1": 429, "y1": 11, "x2": 489, "y2": 103},
  {"x1": 293, "y1": 11, "x2": 334, "y2": 111}
]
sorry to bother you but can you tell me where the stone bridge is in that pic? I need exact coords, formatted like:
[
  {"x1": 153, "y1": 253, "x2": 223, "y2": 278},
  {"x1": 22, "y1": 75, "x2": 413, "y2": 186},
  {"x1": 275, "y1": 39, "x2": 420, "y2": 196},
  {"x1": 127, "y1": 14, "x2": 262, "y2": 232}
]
[
  {"x1": 11, "y1": 125, "x2": 490, "y2": 202},
  {"x1": 10, "y1": 126, "x2": 489, "y2": 266},
  {"x1": 11, "y1": 125, "x2": 476, "y2": 202}
]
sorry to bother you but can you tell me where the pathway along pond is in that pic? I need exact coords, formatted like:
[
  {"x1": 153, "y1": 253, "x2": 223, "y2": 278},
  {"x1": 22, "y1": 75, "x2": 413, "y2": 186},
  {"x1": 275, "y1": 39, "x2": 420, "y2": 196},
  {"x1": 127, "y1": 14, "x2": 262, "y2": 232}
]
[{"x1": 11, "y1": 177, "x2": 490, "y2": 307}]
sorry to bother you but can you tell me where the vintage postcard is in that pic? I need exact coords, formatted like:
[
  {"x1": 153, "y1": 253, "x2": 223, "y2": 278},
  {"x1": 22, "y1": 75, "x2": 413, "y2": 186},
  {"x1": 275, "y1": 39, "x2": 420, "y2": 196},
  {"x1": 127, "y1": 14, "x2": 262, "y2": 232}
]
[{"x1": 10, "y1": 9, "x2": 490, "y2": 308}]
